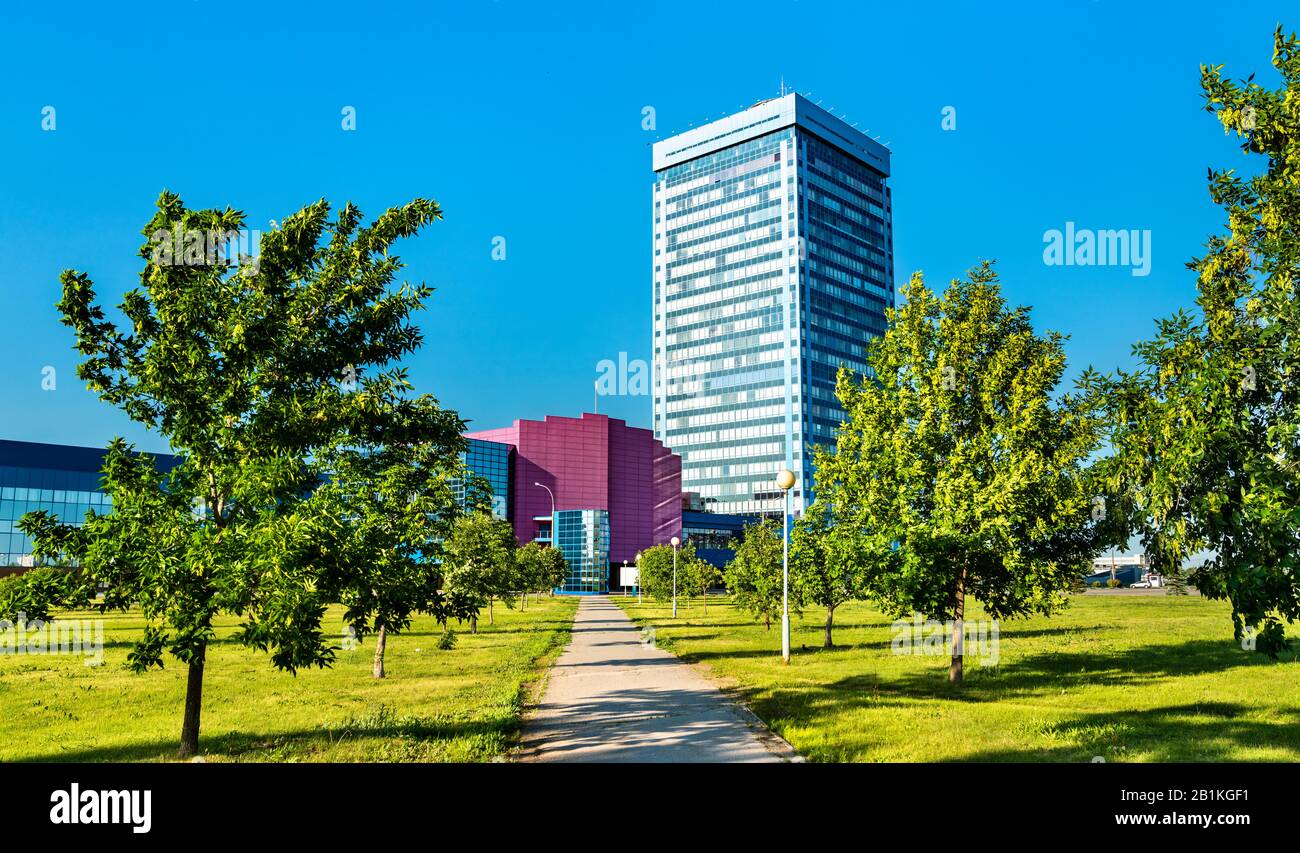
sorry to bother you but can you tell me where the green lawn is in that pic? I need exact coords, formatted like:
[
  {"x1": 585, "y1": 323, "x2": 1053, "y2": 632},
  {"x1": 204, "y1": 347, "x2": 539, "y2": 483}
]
[
  {"x1": 613, "y1": 592, "x2": 1300, "y2": 762},
  {"x1": 0, "y1": 595, "x2": 577, "y2": 762}
]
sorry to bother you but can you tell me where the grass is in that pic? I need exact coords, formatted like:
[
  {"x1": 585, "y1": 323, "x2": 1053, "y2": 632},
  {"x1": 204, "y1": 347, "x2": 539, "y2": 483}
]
[
  {"x1": 0, "y1": 594, "x2": 577, "y2": 762},
  {"x1": 613, "y1": 592, "x2": 1300, "y2": 762}
]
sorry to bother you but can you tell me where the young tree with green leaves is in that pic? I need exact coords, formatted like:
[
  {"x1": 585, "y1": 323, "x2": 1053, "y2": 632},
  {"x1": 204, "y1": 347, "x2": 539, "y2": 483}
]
[
  {"x1": 635, "y1": 542, "x2": 690, "y2": 609},
  {"x1": 442, "y1": 512, "x2": 517, "y2": 632},
  {"x1": 683, "y1": 554, "x2": 722, "y2": 614},
  {"x1": 724, "y1": 520, "x2": 798, "y2": 631},
  {"x1": 0, "y1": 192, "x2": 448, "y2": 756},
  {"x1": 790, "y1": 501, "x2": 865, "y2": 648},
  {"x1": 1086, "y1": 27, "x2": 1300, "y2": 656},
  {"x1": 317, "y1": 396, "x2": 467, "y2": 679},
  {"x1": 818, "y1": 263, "x2": 1106, "y2": 682},
  {"x1": 514, "y1": 541, "x2": 568, "y2": 607}
]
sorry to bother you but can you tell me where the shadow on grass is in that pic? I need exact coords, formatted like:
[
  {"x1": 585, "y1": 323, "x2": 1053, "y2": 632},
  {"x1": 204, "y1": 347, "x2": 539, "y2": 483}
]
[
  {"x1": 952, "y1": 703, "x2": 1300, "y2": 762},
  {"x1": 16, "y1": 707, "x2": 519, "y2": 763},
  {"x1": 713, "y1": 638, "x2": 1300, "y2": 761}
]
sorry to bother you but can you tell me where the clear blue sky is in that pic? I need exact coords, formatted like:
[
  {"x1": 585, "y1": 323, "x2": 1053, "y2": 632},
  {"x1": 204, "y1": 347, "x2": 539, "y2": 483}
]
[{"x1": 0, "y1": 0, "x2": 1288, "y2": 454}]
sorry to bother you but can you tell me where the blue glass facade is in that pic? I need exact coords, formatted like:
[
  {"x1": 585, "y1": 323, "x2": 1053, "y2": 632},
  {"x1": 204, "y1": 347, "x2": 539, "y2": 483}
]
[
  {"x1": 652, "y1": 94, "x2": 893, "y2": 517},
  {"x1": 682, "y1": 509, "x2": 759, "y2": 568},
  {"x1": 554, "y1": 508, "x2": 609, "y2": 594},
  {"x1": 0, "y1": 440, "x2": 179, "y2": 569},
  {"x1": 457, "y1": 437, "x2": 512, "y2": 520}
]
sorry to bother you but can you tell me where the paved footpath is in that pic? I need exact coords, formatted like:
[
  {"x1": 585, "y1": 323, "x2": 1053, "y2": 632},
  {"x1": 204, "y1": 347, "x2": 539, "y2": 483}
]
[{"x1": 518, "y1": 595, "x2": 796, "y2": 762}]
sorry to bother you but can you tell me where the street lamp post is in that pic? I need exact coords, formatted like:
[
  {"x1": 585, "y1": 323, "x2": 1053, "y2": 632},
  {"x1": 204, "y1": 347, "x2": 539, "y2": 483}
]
[
  {"x1": 533, "y1": 482, "x2": 555, "y2": 545},
  {"x1": 776, "y1": 469, "x2": 796, "y2": 664},
  {"x1": 622, "y1": 560, "x2": 629, "y2": 596},
  {"x1": 635, "y1": 551, "x2": 642, "y2": 604},
  {"x1": 670, "y1": 536, "x2": 680, "y2": 618},
  {"x1": 534, "y1": 482, "x2": 558, "y2": 592}
]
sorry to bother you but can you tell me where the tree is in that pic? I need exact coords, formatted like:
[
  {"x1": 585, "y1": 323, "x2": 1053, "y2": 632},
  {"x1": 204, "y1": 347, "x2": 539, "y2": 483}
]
[
  {"x1": 636, "y1": 542, "x2": 681, "y2": 606},
  {"x1": 681, "y1": 550, "x2": 722, "y2": 613},
  {"x1": 1086, "y1": 27, "x2": 1300, "y2": 657},
  {"x1": 1, "y1": 192, "x2": 446, "y2": 756},
  {"x1": 635, "y1": 541, "x2": 705, "y2": 612},
  {"x1": 442, "y1": 512, "x2": 517, "y2": 632},
  {"x1": 543, "y1": 548, "x2": 570, "y2": 593},
  {"x1": 514, "y1": 541, "x2": 568, "y2": 607},
  {"x1": 724, "y1": 520, "x2": 798, "y2": 631},
  {"x1": 317, "y1": 395, "x2": 468, "y2": 679},
  {"x1": 790, "y1": 501, "x2": 866, "y2": 648},
  {"x1": 819, "y1": 263, "x2": 1105, "y2": 682}
]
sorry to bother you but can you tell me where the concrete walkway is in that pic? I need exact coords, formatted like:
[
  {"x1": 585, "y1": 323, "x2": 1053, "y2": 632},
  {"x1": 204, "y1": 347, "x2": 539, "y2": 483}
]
[{"x1": 518, "y1": 595, "x2": 795, "y2": 762}]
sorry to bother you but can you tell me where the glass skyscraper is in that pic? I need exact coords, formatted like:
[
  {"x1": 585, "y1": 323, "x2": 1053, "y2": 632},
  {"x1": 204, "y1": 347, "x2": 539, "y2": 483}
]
[{"x1": 651, "y1": 93, "x2": 894, "y2": 516}]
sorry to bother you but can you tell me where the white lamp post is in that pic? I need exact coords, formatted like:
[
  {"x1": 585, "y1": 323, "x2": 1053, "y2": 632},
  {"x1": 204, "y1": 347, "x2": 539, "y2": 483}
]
[
  {"x1": 635, "y1": 551, "x2": 642, "y2": 604},
  {"x1": 670, "y1": 536, "x2": 680, "y2": 618},
  {"x1": 534, "y1": 482, "x2": 555, "y2": 545},
  {"x1": 776, "y1": 469, "x2": 796, "y2": 664}
]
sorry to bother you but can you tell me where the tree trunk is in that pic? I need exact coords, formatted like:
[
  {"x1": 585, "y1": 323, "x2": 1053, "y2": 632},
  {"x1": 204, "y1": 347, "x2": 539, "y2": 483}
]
[
  {"x1": 950, "y1": 568, "x2": 965, "y2": 683},
  {"x1": 178, "y1": 644, "x2": 206, "y2": 758},
  {"x1": 470, "y1": 614, "x2": 478, "y2": 635},
  {"x1": 764, "y1": 613, "x2": 770, "y2": 631},
  {"x1": 372, "y1": 623, "x2": 387, "y2": 679},
  {"x1": 824, "y1": 605, "x2": 835, "y2": 649},
  {"x1": 520, "y1": 590, "x2": 526, "y2": 611},
  {"x1": 489, "y1": 597, "x2": 494, "y2": 625},
  {"x1": 703, "y1": 588, "x2": 707, "y2": 614}
]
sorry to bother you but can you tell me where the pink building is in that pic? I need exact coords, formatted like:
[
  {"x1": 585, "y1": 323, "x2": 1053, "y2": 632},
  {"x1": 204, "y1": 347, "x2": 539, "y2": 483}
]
[{"x1": 466, "y1": 413, "x2": 682, "y2": 583}]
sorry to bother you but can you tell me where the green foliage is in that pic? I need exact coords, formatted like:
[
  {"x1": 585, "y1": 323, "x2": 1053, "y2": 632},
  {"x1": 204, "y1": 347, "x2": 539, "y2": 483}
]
[
  {"x1": 819, "y1": 263, "x2": 1105, "y2": 624},
  {"x1": 0, "y1": 566, "x2": 94, "y2": 624},
  {"x1": 682, "y1": 554, "x2": 723, "y2": 601},
  {"x1": 1165, "y1": 569, "x2": 1190, "y2": 596},
  {"x1": 636, "y1": 542, "x2": 691, "y2": 604},
  {"x1": 315, "y1": 395, "x2": 468, "y2": 674},
  {"x1": 817, "y1": 263, "x2": 1106, "y2": 679},
  {"x1": 1106, "y1": 579, "x2": 1122, "y2": 589},
  {"x1": 724, "y1": 520, "x2": 799, "y2": 629},
  {"x1": 514, "y1": 541, "x2": 568, "y2": 595},
  {"x1": 790, "y1": 501, "x2": 868, "y2": 642},
  {"x1": 1085, "y1": 28, "x2": 1300, "y2": 657},
  {"x1": 443, "y1": 512, "x2": 518, "y2": 628},
  {"x1": 2, "y1": 191, "x2": 449, "y2": 755},
  {"x1": 436, "y1": 628, "x2": 458, "y2": 651}
]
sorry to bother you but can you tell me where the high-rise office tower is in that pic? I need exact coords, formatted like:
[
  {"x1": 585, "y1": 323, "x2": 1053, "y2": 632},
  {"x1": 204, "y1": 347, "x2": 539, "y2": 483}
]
[{"x1": 651, "y1": 93, "x2": 894, "y2": 516}]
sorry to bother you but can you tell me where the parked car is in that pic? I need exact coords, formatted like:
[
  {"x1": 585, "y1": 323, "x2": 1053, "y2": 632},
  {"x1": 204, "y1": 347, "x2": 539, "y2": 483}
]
[{"x1": 1130, "y1": 572, "x2": 1164, "y2": 589}]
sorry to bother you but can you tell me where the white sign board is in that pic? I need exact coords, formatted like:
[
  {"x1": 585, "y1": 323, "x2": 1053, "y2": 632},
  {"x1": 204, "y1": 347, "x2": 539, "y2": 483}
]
[{"x1": 619, "y1": 566, "x2": 639, "y2": 587}]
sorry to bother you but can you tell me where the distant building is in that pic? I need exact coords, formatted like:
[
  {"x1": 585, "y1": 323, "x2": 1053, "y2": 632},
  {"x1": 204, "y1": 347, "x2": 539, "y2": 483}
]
[
  {"x1": 465, "y1": 413, "x2": 682, "y2": 593},
  {"x1": 1091, "y1": 554, "x2": 1149, "y2": 573},
  {"x1": 0, "y1": 439, "x2": 180, "y2": 573},
  {"x1": 682, "y1": 508, "x2": 757, "y2": 569},
  {"x1": 1084, "y1": 554, "x2": 1150, "y2": 587}
]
